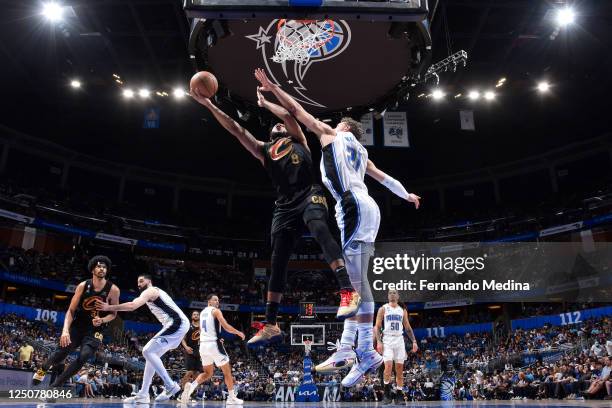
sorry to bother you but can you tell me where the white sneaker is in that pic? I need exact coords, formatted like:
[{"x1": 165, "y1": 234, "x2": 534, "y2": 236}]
[
  {"x1": 180, "y1": 382, "x2": 195, "y2": 404},
  {"x1": 123, "y1": 393, "x2": 150, "y2": 404},
  {"x1": 155, "y1": 382, "x2": 181, "y2": 402},
  {"x1": 226, "y1": 395, "x2": 243, "y2": 405},
  {"x1": 341, "y1": 349, "x2": 383, "y2": 388},
  {"x1": 315, "y1": 341, "x2": 356, "y2": 373}
]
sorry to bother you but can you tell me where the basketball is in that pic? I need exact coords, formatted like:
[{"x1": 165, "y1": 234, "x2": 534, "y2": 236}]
[{"x1": 190, "y1": 71, "x2": 218, "y2": 98}]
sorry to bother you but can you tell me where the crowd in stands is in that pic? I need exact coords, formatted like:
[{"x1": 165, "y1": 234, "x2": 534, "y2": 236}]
[{"x1": 0, "y1": 303, "x2": 610, "y2": 401}]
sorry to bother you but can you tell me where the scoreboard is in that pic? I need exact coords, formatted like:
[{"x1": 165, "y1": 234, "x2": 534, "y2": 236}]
[{"x1": 299, "y1": 302, "x2": 316, "y2": 320}]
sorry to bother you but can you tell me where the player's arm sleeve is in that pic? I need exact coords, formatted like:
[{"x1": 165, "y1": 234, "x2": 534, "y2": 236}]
[
  {"x1": 403, "y1": 309, "x2": 417, "y2": 343},
  {"x1": 366, "y1": 159, "x2": 410, "y2": 200}
]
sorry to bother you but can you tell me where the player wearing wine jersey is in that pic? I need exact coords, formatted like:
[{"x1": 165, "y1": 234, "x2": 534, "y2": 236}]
[
  {"x1": 375, "y1": 289, "x2": 418, "y2": 404},
  {"x1": 180, "y1": 294, "x2": 245, "y2": 405},
  {"x1": 32, "y1": 256, "x2": 120, "y2": 388},
  {"x1": 191, "y1": 89, "x2": 360, "y2": 348},
  {"x1": 96, "y1": 274, "x2": 189, "y2": 403},
  {"x1": 180, "y1": 311, "x2": 202, "y2": 391},
  {"x1": 255, "y1": 68, "x2": 420, "y2": 387}
]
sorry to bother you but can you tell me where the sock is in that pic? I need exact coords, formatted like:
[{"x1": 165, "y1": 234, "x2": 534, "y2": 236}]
[
  {"x1": 191, "y1": 380, "x2": 199, "y2": 389},
  {"x1": 265, "y1": 301, "x2": 280, "y2": 325},
  {"x1": 228, "y1": 389, "x2": 236, "y2": 398},
  {"x1": 357, "y1": 323, "x2": 374, "y2": 352},
  {"x1": 340, "y1": 319, "x2": 357, "y2": 348},
  {"x1": 335, "y1": 266, "x2": 353, "y2": 291}
]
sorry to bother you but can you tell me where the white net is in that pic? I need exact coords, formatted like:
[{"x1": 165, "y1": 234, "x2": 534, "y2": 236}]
[
  {"x1": 273, "y1": 19, "x2": 336, "y2": 65},
  {"x1": 303, "y1": 340, "x2": 312, "y2": 355}
]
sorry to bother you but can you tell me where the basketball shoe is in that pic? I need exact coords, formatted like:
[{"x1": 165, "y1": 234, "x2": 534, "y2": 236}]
[
  {"x1": 314, "y1": 340, "x2": 356, "y2": 373},
  {"x1": 247, "y1": 323, "x2": 282, "y2": 348},
  {"x1": 336, "y1": 289, "x2": 361, "y2": 319},
  {"x1": 341, "y1": 349, "x2": 383, "y2": 387}
]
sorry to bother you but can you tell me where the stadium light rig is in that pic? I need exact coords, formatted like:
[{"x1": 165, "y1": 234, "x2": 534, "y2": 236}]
[
  {"x1": 556, "y1": 7, "x2": 576, "y2": 27},
  {"x1": 122, "y1": 89, "x2": 134, "y2": 99},
  {"x1": 468, "y1": 90, "x2": 480, "y2": 101},
  {"x1": 537, "y1": 81, "x2": 551, "y2": 93},
  {"x1": 138, "y1": 89, "x2": 150, "y2": 98},
  {"x1": 484, "y1": 90, "x2": 496, "y2": 101},
  {"x1": 70, "y1": 80, "x2": 81, "y2": 89},
  {"x1": 431, "y1": 89, "x2": 446, "y2": 101},
  {"x1": 173, "y1": 88, "x2": 186, "y2": 99},
  {"x1": 42, "y1": 2, "x2": 64, "y2": 23}
]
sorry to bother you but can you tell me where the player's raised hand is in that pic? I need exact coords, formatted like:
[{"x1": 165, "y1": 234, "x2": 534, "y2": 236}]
[
  {"x1": 60, "y1": 331, "x2": 71, "y2": 348},
  {"x1": 190, "y1": 88, "x2": 212, "y2": 107},
  {"x1": 95, "y1": 299, "x2": 110, "y2": 311},
  {"x1": 256, "y1": 87, "x2": 267, "y2": 107},
  {"x1": 407, "y1": 193, "x2": 421, "y2": 209},
  {"x1": 254, "y1": 68, "x2": 274, "y2": 91}
]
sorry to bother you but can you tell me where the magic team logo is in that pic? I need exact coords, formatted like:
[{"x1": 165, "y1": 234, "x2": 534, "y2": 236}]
[{"x1": 246, "y1": 19, "x2": 351, "y2": 108}]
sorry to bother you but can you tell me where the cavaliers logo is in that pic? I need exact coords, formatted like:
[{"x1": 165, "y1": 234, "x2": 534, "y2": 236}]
[
  {"x1": 246, "y1": 19, "x2": 352, "y2": 108},
  {"x1": 191, "y1": 329, "x2": 200, "y2": 342},
  {"x1": 269, "y1": 138, "x2": 293, "y2": 161},
  {"x1": 83, "y1": 296, "x2": 103, "y2": 318},
  {"x1": 83, "y1": 296, "x2": 103, "y2": 311}
]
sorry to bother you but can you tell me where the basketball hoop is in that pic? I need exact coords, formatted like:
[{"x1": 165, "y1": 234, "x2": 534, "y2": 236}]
[{"x1": 273, "y1": 19, "x2": 336, "y2": 65}]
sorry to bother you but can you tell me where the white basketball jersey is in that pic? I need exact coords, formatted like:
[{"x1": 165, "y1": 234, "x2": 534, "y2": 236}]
[
  {"x1": 146, "y1": 287, "x2": 188, "y2": 328},
  {"x1": 382, "y1": 303, "x2": 404, "y2": 337},
  {"x1": 200, "y1": 306, "x2": 220, "y2": 342},
  {"x1": 320, "y1": 131, "x2": 369, "y2": 202}
]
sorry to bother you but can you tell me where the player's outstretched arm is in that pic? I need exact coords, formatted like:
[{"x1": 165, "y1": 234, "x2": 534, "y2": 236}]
[
  {"x1": 257, "y1": 87, "x2": 308, "y2": 150},
  {"x1": 402, "y1": 309, "x2": 418, "y2": 353},
  {"x1": 374, "y1": 306, "x2": 385, "y2": 353},
  {"x1": 213, "y1": 309, "x2": 245, "y2": 340},
  {"x1": 93, "y1": 285, "x2": 121, "y2": 327},
  {"x1": 96, "y1": 287, "x2": 156, "y2": 312},
  {"x1": 191, "y1": 89, "x2": 264, "y2": 165},
  {"x1": 60, "y1": 282, "x2": 85, "y2": 347},
  {"x1": 366, "y1": 159, "x2": 421, "y2": 209},
  {"x1": 255, "y1": 68, "x2": 335, "y2": 144}
]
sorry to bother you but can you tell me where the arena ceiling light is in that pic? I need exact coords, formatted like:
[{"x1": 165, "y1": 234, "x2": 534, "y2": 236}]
[
  {"x1": 431, "y1": 89, "x2": 446, "y2": 100},
  {"x1": 173, "y1": 88, "x2": 186, "y2": 99},
  {"x1": 556, "y1": 7, "x2": 576, "y2": 27},
  {"x1": 537, "y1": 81, "x2": 551, "y2": 93},
  {"x1": 484, "y1": 90, "x2": 496, "y2": 101},
  {"x1": 42, "y1": 2, "x2": 64, "y2": 23},
  {"x1": 70, "y1": 80, "x2": 81, "y2": 89},
  {"x1": 468, "y1": 90, "x2": 480, "y2": 101},
  {"x1": 122, "y1": 89, "x2": 134, "y2": 99},
  {"x1": 138, "y1": 88, "x2": 150, "y2": 98}
]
